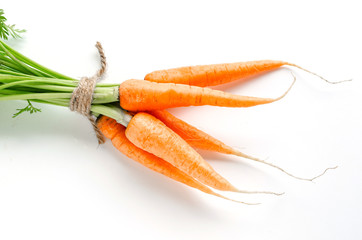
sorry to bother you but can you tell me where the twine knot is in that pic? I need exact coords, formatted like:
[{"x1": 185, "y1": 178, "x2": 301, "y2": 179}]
[{"x1": 69, "y1": 42, "x2": 107, "y2": 144}]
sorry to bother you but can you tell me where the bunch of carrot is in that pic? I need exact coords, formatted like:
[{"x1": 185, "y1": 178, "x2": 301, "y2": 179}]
[
  {"x1": 97, "y1": 62, "x2": 338, "y2": 204},
  {"x1": 0, "y1": 9, "x2": 341, "y2": 204}
]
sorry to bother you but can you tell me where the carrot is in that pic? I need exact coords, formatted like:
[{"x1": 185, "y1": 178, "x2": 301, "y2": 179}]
[
  {"x1": 119, "y1": 75, "x2": 295, "y2": 111},
  {"x1": 124, "y1": 112, "x2": 282, "y2": 195},
  {"x1": 97, "y1": 116, "x2": 258, "y2": 204},
  {"x1": 125, "y1": 112, "x2": 235, "y2": 191},
  {"x1": 144, "y1": 60, "x2": 349, "y2": 87},
  {"x1": 149, "y1": 109, "x2": 337, "y2": 181},
  {"x1": 148, "y1": 109, "x2": 241, "y2": 154}
]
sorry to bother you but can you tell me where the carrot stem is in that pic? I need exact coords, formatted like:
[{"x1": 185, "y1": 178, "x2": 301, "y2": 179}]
[
  {"x1": 0, "y1": 40, "x2": 73, "y2": 80},
  {"x1": 91, "y1": 104, "x2": 132, "y2": 126},
  {"x1": 0, "y1": 88, "x2": 118, "y2": 103},
  {"x1": 0, "y1": 41, "x2": 50, "y2": 77}
]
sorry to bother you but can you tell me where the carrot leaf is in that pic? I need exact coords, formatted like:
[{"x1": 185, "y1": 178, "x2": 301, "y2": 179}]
[
  {"x1": 12, "y1": 100, "x2": 41, "y2": 118},
  {"x1": 0, "y1": 9, "x2": 25, "y2": 40}
]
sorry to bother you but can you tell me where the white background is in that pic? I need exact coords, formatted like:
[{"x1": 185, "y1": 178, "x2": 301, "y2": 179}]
[{"x1": 1, "y1": 0, "x2": 361, "y2": 239}]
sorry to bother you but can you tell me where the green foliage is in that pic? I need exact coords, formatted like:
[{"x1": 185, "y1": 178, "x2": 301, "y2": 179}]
[
  {"x1": 0, "y1": 9, "x2": 25, "y2": 40},
  {"x1": 12, "y1": 100, "x2": 41, "y2": 118},
  {"x1": 0, "y1": 9, "x2": 120, "y2": 122}
]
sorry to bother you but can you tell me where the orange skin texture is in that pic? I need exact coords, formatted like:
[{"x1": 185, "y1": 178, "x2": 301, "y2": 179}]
[
  {"x1": 97, "y1": 116, "x2": 228, "y2": 198},
  {"x1": 124, "y1": 112, "x2": 239, "y2": 192},
  {"x1": 119, "y1": 79, "x2": 278, "y2": 111},
  {"x1": 144, "y1": 60, "x2": 286, "y2": 87},
  {"x1": 149, "y1": 110, "x2": 238, "y2": 155}
]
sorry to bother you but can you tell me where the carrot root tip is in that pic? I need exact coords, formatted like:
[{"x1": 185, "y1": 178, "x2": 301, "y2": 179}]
[
  {"x1": 236, "y1": 189, "x2": 285, "y2": 196},
  {"x1": 287, "y1": 63, "x2": 352, "y2": 84},
  {"x1": 232, "y1": 200, "x2": 261, "y2": 205},
  {"x1": 213, "y1": 192, "x2": 261, "y2": 205},
  {"x1": 233, "y1": 148, "x2": 338, "y2": 182},
  {"x1": 242, "y1": 201, "x2": 261, "y2": 206},
  {"x1": 308, "y1": 166, "x2": 338, "y2": 182},
  {"x1": 272, "y1": 71, "x2": 296, "y2": 102}
]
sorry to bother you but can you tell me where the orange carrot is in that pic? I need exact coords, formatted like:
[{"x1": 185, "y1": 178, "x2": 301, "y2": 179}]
[
  {"x1": 149, "y1": 109, "x2": 336, "y2": 181},
  {"x1": 124, "y1": 112, "x2": 282, "y2": 195},
  {"x1": 119, "y1": 76, "x2": 295, "y2": 111},
  {"x1": 144, "y1": 60, "x2": 348, "y2": 87},
  {"x1": 149, "y1": 109, "x2": 239, "y2": 154},
  {"x1": 124, "y1": 112, "x2": 236, "y2": 191},
  {"x1": 97, "y1": 116, "x2": 257, "y2": 204}
]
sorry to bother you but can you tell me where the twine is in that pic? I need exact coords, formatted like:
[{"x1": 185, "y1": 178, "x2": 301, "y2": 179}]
[{"x1": 69, "y1": 42, "x2": 107, "y2": 144}]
